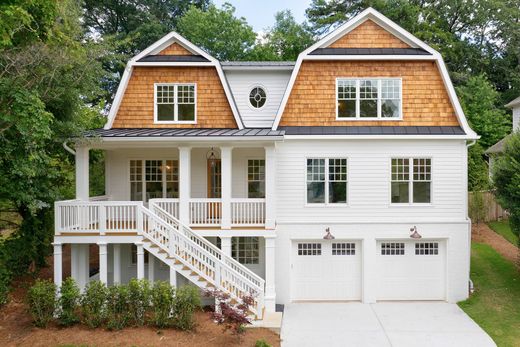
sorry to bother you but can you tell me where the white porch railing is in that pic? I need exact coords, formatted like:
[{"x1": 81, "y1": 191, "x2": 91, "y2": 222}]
[
  {"x1": 149, "y1": 198, "x2": 180, "y2": 219},
  {"x1": 189, "y1": 199, "x2": 222, "y2": 226},
  {"x1": 231, "y1": 198, "x2": 266, "y2": 226},
  {"x1": 55, "y1": 198, "x2": 141, "y2": 234}
]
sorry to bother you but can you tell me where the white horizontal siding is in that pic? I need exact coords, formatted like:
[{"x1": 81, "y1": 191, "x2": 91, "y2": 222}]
[
  {"x1": 275, "y1": 139, "x2": 466, "y2": 223},
  {"x1": 224, "y1": 70, "x2": 292, "y2": 128}
]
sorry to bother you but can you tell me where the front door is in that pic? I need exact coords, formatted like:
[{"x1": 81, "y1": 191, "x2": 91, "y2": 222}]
[{"x1": 207, "y1": 159, "x2": 221, "y2": 222}]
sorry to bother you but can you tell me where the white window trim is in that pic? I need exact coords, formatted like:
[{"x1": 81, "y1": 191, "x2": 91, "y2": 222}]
[
  {"x1": 128, "y1": 158, "x2": 179, "y2": 203},
  {"x1": 335, "y1": 77, "x2": 403, "y2": 121},
  {"x1": 154, "y1": 83, "x2": 197, "y2": 124},
  {"x1": 304, "y1": 157, "x2": 349, "y2": 207},
  {"x1": 389, "y1": 157, "x2": 433, "y2": 206},
  {"x1": 247, "y1": 84, "x2": 268, "y2": 111},
  {"x1": 245, "y1": 157, "x2": 266, "y2": 199}
]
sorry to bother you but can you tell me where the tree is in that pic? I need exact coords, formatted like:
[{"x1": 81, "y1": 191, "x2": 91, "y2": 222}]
[
  {"x1": 457, "y1": 75, "x2": 511, "y2": 149},
  {"x1": 254, "y1": 10, "x2": 315, "y2": 61},
  {"x1": 492, "y1": 132, "x2": 520, "y2": 243},
  {"x1": 177, "y1": 3, "x2": 256, "y2": 61}
]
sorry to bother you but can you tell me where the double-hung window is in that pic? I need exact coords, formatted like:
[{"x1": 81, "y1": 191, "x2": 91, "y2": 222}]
[
  {"x1": 155, "y1": 83, "x2": 196, "y2": 123},
  {"x1": 391, "y1": 158, "x2": 431, "y2": 204},
  {"x1": 337, "y1": 78, "x2": 401, "y2": 119},
  {"x1": 130, "y1": 159, "x2": 179, "y2": 203},
  {"x1": 306, "y1": 158, "x2": 348, "y2": 204},
  {"x1": 247, "y1": 159, "x2": 265, "y2": 198}
]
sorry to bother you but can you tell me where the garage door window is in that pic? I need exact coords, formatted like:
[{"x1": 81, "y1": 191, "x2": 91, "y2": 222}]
[
  {"x1": 332, "y1": 243, "x2": 356, "y2": 255},
  {"x1": 298, "y1": 243, "x2": 321, "y2": 256},
  {"x1": 415, "y1": 242, "x2": 439, "y2": 255},
  {"x1": 381, "y1": 242, "x2": 405, "y2": 255}
]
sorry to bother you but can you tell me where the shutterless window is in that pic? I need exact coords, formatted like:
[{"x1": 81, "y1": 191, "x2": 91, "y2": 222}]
[
  {"x1": 247, "y1": 159, "x2": 265, "y2": 198},
  {"x1": 337, "y1": 78, "x2": 401, "y2": 119},
  {"x1": 307, "y1": 158, "x2": 347, "y2": 204},
  {"x1": 232, "y1": 237, "x2": 259, "y2": 264},
  {"x1": 156, "y1": 84, "x2": 195, "y2": 122},
  {"x1": 130, "y1": 159, "x2": 179, "y2": 203},
  {"x1": 391, "y1": 158, "x2": 431, "y2": 204}
]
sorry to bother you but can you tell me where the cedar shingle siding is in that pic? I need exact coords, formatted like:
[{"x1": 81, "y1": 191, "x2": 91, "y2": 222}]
[
  {"x1": 112, "y1": 67, "x2": 237, "y2": 128},
  {"x1": 279, "y1": 60, "x2": 458, "y2": 127},
  {"x1": 329, "y1": 20, "x2": 410, "y2": 48},
  {"x1": 157, "y1": 42, "x2": 193, "y2": 55}
]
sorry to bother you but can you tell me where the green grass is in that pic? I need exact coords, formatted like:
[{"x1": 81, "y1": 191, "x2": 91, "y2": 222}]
[
  {"x1": 488, "y1": 220, "x2": 519, "y2": 246},
  {"x1": 459, "y1": 243, "x2": 520, "y2": 347}
]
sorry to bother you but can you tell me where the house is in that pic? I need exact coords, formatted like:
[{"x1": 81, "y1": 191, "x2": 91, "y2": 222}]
[
  {"x1": 485, "y1": 96, "x2": 520, "y2": 170},
  {"x1": 52, "y1": 8, "x2": 478, "y2": 319}
]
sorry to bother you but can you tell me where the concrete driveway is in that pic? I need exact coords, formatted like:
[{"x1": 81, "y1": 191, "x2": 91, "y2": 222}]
[{"x1": 281, "y1": 302, "x2": 496, "y2": 347}]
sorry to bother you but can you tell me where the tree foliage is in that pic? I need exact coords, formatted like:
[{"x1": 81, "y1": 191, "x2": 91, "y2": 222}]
[{"x1": 492, "y1": 132, "x2": 520, "y2": 238}]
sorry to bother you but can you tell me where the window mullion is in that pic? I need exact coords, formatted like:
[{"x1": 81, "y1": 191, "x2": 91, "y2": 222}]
[
  {"x1": 162, "y1": 159, "x2": 166, "y2": 198},
  {"x1": 325, "y1": 158, "x2": 329, "y2": 204},
  {"x1": 377, "y1": 80, "x2": 382, "y2": 118},
  {"x1": 356, "y1": 80, "x2": 360, "y2": 118},
  {"x1": 142, "y1": 160, "x2": 146, "y2": 204},
  {"x1": 174, "y1": 85, "x2": 178, "y2": 121},
  {"x1": 409, "y1": 158, "x2": 413, "y2": 204}
]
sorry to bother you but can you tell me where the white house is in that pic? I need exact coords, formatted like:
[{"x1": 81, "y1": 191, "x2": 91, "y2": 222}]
[
  {"x1": 53, "y1": 8, "x2": 479, "y2": 319},
  {"x1": 485, "y1": 95, "x2": 520, "y2": 164}
]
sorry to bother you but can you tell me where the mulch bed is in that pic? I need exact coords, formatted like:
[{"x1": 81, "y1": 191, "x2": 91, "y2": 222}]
[{"x1": 0, "y1": 248, "x2": 280, "y2": 347}]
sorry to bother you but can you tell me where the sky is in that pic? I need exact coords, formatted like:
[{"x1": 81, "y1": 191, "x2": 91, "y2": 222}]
[{"x1": 213, "y1": 0, "x2": 313, "y2": 32}]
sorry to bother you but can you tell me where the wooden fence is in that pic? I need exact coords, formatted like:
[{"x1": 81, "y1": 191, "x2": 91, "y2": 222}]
[{"x1": 469, "y1": 190, "x2": 508, "y2": 223}]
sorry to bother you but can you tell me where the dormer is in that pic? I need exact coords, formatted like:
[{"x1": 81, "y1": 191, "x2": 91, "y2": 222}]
[{"x1": 104, "y1": 33, "x2": 243, "y2": 129}]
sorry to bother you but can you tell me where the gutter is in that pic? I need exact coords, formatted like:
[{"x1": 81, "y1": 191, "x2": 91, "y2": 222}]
[{"x1": 466, "y1": 139, "x2": 477, "y2": 296}]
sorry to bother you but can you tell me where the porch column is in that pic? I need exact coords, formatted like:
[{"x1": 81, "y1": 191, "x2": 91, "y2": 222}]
[
  {"x1": 220, "y1": 236, "x2": 232, "y2": 257},
  {"x1": 362, "y1": 237, "x2": 377, "y2": 303},
  {"x1": 113, "y1": 244, "x2": 121, "y2": 284},
  {"x1": 264, "y1": 236, "x2": 276, "y2": 312},
  {"x1": 169, "y1": 266, "x2": 177, "y2": 287},
  {"x1": 71, "y1": 244, "x2": 90, "y2": 291},
  {"x1": 148, "y1": 252, "x2": 155, "y2": 283},
  {"x1": 53, "y1": 243, "x2": 62, "y2": 288},
  {"x1": 136, "y1": 242, "x2": 145, "y2": 280},
  {"x1": 75, "y1": 146, "x2": 89, "y2": 200},
  {"x1": 264, "y1": 145, "x2": 277, "y2": 230},
  {"x1": 220, "y1": 146, "x2": 232, "y2": 229},
  {"x1": 98, "y1": 242, "x2": 108, "y2": 285},
  {"x1": 179, "y1": 147, "x2": 191, "y2": 225}
]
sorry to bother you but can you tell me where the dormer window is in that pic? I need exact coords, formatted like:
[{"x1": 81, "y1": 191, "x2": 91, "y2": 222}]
[
  {"x1": 249, "y1": 86, "x2": 267, "y2": 109},
  {"x1": 337, "y1": 78, "x2": 401, "y2": 119},
  {"x1": 155, "y1": 83, "x2": 196, "y2": 123}
]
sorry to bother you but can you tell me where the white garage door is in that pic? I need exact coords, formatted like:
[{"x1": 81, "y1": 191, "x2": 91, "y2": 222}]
[
  {"x1": 292, "y1": 240, "x2": 361, "y2": 301},
  {"x1": 376, "y1": 240, "x2": 446, "y2": 300}
]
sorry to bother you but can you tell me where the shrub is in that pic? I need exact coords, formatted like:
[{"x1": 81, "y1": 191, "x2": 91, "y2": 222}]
[
  {"x1": 58, "y1": 277, "x2": 81, "y2": 326},
  {"x1": 27, "y1": 279, "x2": 57, "y2": 328},
  {"x1": 81, "y1": 280, "x2": 108, "y2": 328},
  {"x1": 151, "y1": 281, "x2": 175, "y2": 328},
  {"x1": 172, "y1": 285, "x2": 201, "y2": 331},
  {"x1": 127, "y1": 278, "x2": 151, "y2": 326},
  {"x1": 106, "y1": 284, "x2": 130, "y2": 330},
  {"x1": 255, "y1": 339, "x2": 272, "y2": 347},
  {"x1": 204, "y1": 289, "x2": 254, "y2": 335}
]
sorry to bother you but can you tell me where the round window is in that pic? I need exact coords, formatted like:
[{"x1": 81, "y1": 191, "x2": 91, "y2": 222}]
[{"x1": 249, "y1": 87, "x2": 266, "y2": 108}]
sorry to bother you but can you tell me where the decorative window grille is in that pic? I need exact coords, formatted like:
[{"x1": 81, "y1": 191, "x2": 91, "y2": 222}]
[
  {"x1": 332, "y1": 243, "x2": 356, "y2": 255},
  {"x1": 391, "y1": 158, "x2": 431, "y2": 204},
  {"x1": 156, "y1": 84, "x2": 196, "y2": 122},
  {"x1": 247, "y1": 159, "x2": 265, "y2": 198},
  {"x1": 381, "y1": 242, "x2": 405, "y2": 255},
  {"x1": 232, "y1": 237, "x2": 260, "y2": 264},
  {"x1": 298, "y1": 243, "x2": 322, "y2": 256},
  {"x1": 415, "y1": 242, "x2": 439, "y2": 255},
  {"x1": 306, "y1": 158, "x2": 347, "y2": 204}
]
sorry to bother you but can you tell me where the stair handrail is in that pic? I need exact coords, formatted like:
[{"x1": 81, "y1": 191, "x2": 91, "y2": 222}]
[
  {"x1": 140, "y1": 205, "x2": 264, "y2": 298},
  {"x1": 149, "y1": 201, "x2": 265, "y2": 289}
]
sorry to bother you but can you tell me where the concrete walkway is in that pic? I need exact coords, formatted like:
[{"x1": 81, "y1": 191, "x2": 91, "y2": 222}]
[{"x1": 281, "y1": 302, "x2": 496, "y2": 347}]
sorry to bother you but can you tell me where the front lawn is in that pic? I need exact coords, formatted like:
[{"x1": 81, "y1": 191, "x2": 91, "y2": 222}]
[
  {"x1": 459, "y1": 243, "x2": 520, "y2": 347},
  {"x1": 488, "y1": 220, "x2": 518, "y2": 246}
]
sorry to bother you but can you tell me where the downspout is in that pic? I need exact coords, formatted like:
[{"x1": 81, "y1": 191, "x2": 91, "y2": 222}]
[
  {"x1": 466, "y1": 139, "x2": 476, "y2": 295},
  {"x1": 63, "y1": 141, "x2": 76, "y2": 155}
]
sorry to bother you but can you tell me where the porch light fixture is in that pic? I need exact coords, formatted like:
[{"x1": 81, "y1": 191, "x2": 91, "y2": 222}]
[
  {"x1": 323, "y1": 227, "x2": 335, "y2": 240},
  {"x1": 409, "y1": 226, "x2": 422, "y2": 239},
  {"x1": 206, "y1": 147, "x2": 219, "y2": 168}
]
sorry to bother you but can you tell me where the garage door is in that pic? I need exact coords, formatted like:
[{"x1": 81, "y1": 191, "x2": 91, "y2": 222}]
[
  {"x1": 376, "y1": 240, "x2": 446, "y2": 300},
  {"x1": 292, "y1": 240, "x2": 361, "y2": 301}
]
